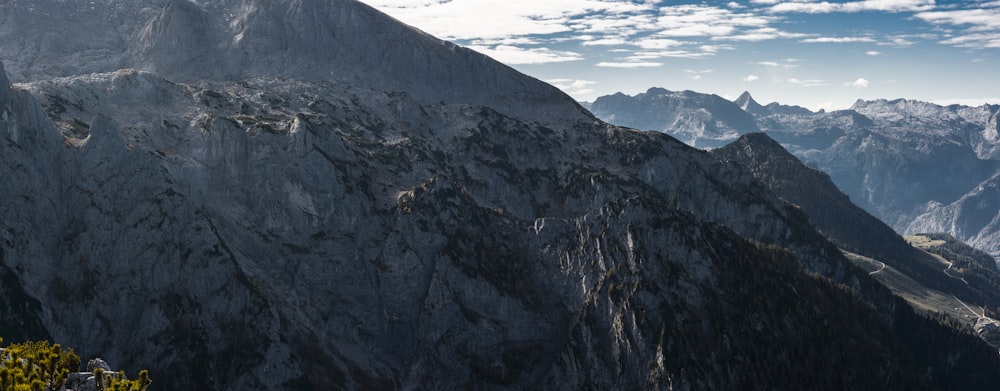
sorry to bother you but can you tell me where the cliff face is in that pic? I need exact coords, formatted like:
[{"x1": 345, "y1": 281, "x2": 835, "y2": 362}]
[
  {"x1": 2, "y1": 1, "x2": 1000, "y2": 390},
  {"x1": 0, "y1": 66, "x2": 860, "y2": 388}
]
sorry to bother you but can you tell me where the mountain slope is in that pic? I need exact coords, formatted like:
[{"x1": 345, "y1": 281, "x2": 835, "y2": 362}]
[
  {"x1": 0, "y1": 0, "x2": 586, "y2": 127},
  {"x1": 909, "y1": 171, "x2": 1000, "y2": 257},
  {"x1": 715, "y1": 134, "x2": 1000, "y2": 322},
  {"x1": 713, "y1": 133, "x2": 912, "y2": 260},
  {"x1": 7, "y1": 64, "x2": 997, "y2": 389},
  {"x1": 591, "y1": 89, "x2": 1000, "y2": 258}
]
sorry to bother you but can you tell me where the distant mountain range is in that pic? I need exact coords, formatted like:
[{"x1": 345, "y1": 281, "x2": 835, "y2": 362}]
[
  {"x1": 3, "y1": 0, "x2": 1000, "y2": 389},
  {"x1": 590, "y1": 89, "x2": 1000, "y2": 259}
]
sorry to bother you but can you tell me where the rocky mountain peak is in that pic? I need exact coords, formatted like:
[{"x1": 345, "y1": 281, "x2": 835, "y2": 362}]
[
  {"x1": 734, "y1": 91, "x2": 765, "y2": 114},
  {"x1": 0, "y1": 0, "x2": 587, "y2": 127},
  {"x1": 589, "y1": 87, "x2": 759, "y2": 147}
]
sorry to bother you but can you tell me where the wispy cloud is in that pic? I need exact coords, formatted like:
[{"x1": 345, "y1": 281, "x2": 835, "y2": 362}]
[
  {"x1": 788, "y1": 78, "x2": 827, "y2": 87},
  {"x1": 466, "y1": 45, "x2": 584, "y2": 64},
  {"x1": 685, "y1": 69, "x2": 713, "y2": 80},
  {"x1": 744, "y1": 74, "x2": 760, "y2": 82},
  {"x1": 367, "y1": 0, "x2": 809, "y2": 65},
  {"x1": 366, "y1": 0, "x2": 652, "y2": 41},
  {"x1": 547, "y1": 78, "x2": 598, "y2": 95},
  {"x1": 716, "y1": 27, "x2": 810, "y2": 41},
  {"x1": 915, "y1": 4, "x2": 1000, "y2": 49},
  {"x1": 847, "y1": 78, "x2": 870, "y2": 88},
  {"x1": 582, "y1": 37, "x2": 631, "y2": 46},
  {"x1": 653, "y1": 4, "x2": 773, "y2": 37},
  {"x1": 866, "y1": 50, "x2": 881, "y2": 56},
  {"x1": 595, "y1": 61, "x2": 665, "y2": 68},
  {"x1": 755, "y1": 59, "x2": 800, "y2": 68},
  {"x1": 769, "y1": 0, "x2": 935, "y2": 14},
  {"x1": 800, "y1": 36, "x2": 876, "y2": 43}
]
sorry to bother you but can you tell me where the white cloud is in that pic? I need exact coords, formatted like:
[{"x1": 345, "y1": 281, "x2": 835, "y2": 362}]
[
  {"x1": 916, "y1": 8, "x2": 1000, "y2": 31},
  {"x1": 866, "y1": 50, "x2": 881, "y2": 55},
  {"x1": 770, "y1": 0, "x2": 936, "y2": 14},
  {"x1": 940, "y1": 32, "x2": 1000, "y2": 49},
  {"x1": 366, "y1": 0, "x2": 653, "y2": 41},
  {"x1": 788, "y1": 78, "x2": 827, "y2": 87},
  {"x1": 848, "y1": 78, "x2": 870, "y2": 88},
  {"x1": 582, "y1": 37, "x2": 631, "y2": 46},
  {"x1": 755, "y1": 59, "x2": 799, "y2": 68},
  {"x1": 636, "y1": 38, "x2": 685, "y2": 49},
  {"x1": 547, "y1": 79, "x2": 598, "y2": 95},
  {"x1": 904, "y1": 6, "x2": 1000, "y2": 49},
  {"x1": 744, "y1": 74, "x2": 760, "y2": 82},
  {"x1": 366, "y1": 0, "x2": 829, "y2": 71},
  {"x1": 627, "y1": 49, "x2": 714, "y2": 59},
  {"x1": 654, "y1": 4, "x2": 773, "y2": 38},
  {"x1": 466, "y1": 45, "x2": 584, "y2": 64},
  {"x1": 469, "y1": 37, "x2": 542, "y2": 46},
  {"x1": 884, "y1": 37, "x2": 915, "y2": 46},
  {"x1": 800, "y1": 36, "x2": 876, "y2": 43},
  {"x1": 686, "y1": 69, "x2": 712, "y2": 80},
  {"x1": 595, "y1": 61, "x2": 664, "y2": 68},
  {"x1": 721, "y1": 27, "x2": 810, "y2": 41}
]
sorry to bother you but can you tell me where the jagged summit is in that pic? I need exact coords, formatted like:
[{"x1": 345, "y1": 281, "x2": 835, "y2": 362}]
[
  {"x1": 589, "y1": 87, "x2": 759, "y2": 147},
  {"x1": 0, "y1": 0, "x2": 587, "y2": 126},
  {"x1": 734, "y1": 91, "x2": 767, "y2": 115}
]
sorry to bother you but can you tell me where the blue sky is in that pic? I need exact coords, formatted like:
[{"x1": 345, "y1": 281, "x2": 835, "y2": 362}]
[{"x1": 364, "y1": 0, "x2": 1000, "y2": 111}]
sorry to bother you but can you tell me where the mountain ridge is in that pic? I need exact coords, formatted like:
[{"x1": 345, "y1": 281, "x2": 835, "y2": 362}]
[
  {"x1": 3, "y1": 1, "x2": 1000, "y2": 389},
  {"x1": 0, "y1": 0, "x2": 588, "y2": 127},
  {"x1": 588, "y1": 87, "x2": 758, "y2": 148},
  {"x1": 590, "y1": 89, "x2": 1000, "y2": 259}
]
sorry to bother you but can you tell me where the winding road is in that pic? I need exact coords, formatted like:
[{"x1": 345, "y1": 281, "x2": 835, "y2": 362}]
[
  {"x1": 943, "y1": 260, "x2": 970, "y2": 285},
  {"x1": 869, "y1": 259, "x2": 886, "y2": 275}
]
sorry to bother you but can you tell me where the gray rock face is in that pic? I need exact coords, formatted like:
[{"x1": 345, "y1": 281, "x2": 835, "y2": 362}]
[
  {"x1": 0, "y1": 60, "x2": 9, "y2": 110},
  {"x1": 0, "y1": 0, "x2": 587, "y2": 127},
  {"x1": 908, "y1": 171, "x2": 1000, "y2": 257},
  {"x1": 0, "y1": 64, "x2": 846, "y2": 387}
]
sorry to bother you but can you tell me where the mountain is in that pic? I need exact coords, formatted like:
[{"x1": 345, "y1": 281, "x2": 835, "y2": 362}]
[
  {"x1": 807, "y1": 100, "x2": 1000, "y2": 253},
  {"x1": 3, "y1": 1, "x2": 1000, "y2": 389},
  {"x1": 588, "y1": 88, "x2": 759, "y2": 148},
  {"x1": 716, "y1": 134, "x2": 1000, "y2": 334},
  {"x1": 591, "y1": 90, "x2": 1000, "y2": 258},
  {"x1": 733, "y1": 91, "x2": 768, "y2": 116},
  {"x1": 908, "y1": 171, "x2": 1000, "y2": 255},
  {"x1": 0, "y1": 0, "x2": 586, "y2": 128},
  {"x1": 713, "y1": 133, "x2": 912, "y2": 261}
]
